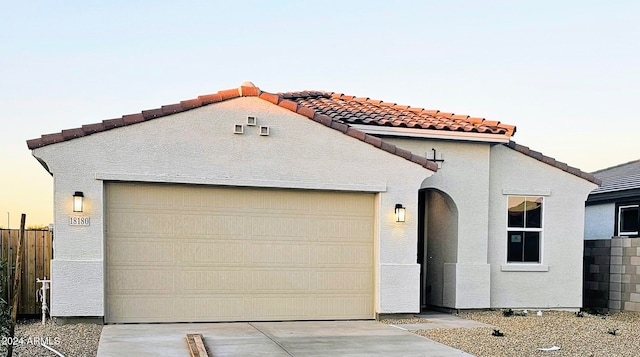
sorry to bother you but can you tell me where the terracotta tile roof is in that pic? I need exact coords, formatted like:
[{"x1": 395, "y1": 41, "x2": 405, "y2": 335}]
[
  {"x1": 26, "y1": 84, "x2": 438, "y2": 171},
  {"x1": 279, "y1": 91, "x2": 516, "y2": 136},
  {"x1": 25, "y1": 82, "x2": 599, "y2": 183},
  {"x1": 505, "y1": 141, "x2": 601, "y2": 185}
]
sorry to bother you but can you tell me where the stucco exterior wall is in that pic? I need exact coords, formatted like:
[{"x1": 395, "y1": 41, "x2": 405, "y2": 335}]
[
  {"x1": 385, "y1": 138, "x2": 492, "y2": 308},
  {"x1": 489, "y1": 144, "x2": 598, "y2": 308},
  {"x1": 385, "y1": 137, "x2": 597, "y2": 309},
  {"x1": 32, "y1": 97, "x2": 433, "y2": 317},
  {"x1": 585, "y1": 203, "x2": 615, "y2": 240}
]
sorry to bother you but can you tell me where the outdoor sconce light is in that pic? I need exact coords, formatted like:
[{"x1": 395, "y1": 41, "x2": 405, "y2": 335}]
[
  {"x1": 73, "y1": 191, "x2": 84, "y2": 213},
  {"x1": 395, "y1": 204, "x2": 406, "y2": 222}
]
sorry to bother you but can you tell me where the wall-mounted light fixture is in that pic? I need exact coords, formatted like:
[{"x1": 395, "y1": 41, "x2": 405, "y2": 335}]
[
  {"x1": 395, "y1": 204, "x2": 406, "y2": 222},
  {"x1": 73, "y1": 191, "x2": 84, "y2": 213}
]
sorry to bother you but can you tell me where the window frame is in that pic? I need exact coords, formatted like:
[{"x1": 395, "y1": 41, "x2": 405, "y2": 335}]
[
  {"x1": 617, "y1": 204, "x2": 639, "y2": 237},
  {"x1": 506, "y1": 196, "x2": 544, "y2": 264}
]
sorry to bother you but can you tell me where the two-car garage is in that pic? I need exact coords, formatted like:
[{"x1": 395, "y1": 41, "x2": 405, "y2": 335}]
[{"x1": 104, "y1": 182, "x2": 375, "y2": 323}]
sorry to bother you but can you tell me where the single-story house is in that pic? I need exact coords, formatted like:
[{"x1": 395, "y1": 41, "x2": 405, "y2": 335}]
[
  {"x1": 585, "y1": 159, "x2": 640, "y2": 239},
  {"x1": 27, "y1": 82, "x2": 600, "y2": 323}
]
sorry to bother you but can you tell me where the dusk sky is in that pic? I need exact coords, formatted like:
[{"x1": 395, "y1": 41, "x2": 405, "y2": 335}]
[{"x1": 1, "y1": 1, "x2": 639, "y2": 227}]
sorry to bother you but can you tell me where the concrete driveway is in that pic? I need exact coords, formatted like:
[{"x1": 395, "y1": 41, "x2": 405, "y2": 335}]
[{"x1": 97, "y1": 320, "x2": 472, "y2": 357}]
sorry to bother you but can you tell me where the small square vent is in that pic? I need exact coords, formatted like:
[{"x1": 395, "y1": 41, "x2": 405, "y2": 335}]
[
  {"x1": 259, "y1": 126, "x2": 270, "y2": 136},
  {"x1": 247, "y1": 116, "x2": 257, "y2": 126},
  {"x1": 234, "y1": 124, "x2": 244, "y2": 134}
]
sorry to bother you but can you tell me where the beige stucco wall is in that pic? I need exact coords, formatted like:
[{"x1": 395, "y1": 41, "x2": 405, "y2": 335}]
[
  {"x1": 32, "y1": 97, "x2": 433, "y2": 317},
  {"x1": 385, "y1": 138, "x2": 492, "y2": 308},
  {"x1": 386, "y1": 137, "x2": 597, "y2": 309},
  {"x1": 488, "y1": 144, "x2": 598, "y2": 308}
]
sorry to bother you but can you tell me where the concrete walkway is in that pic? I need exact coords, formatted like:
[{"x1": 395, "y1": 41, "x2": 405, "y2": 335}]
[
  {"x1": 392, "y1": 311, "x2": 494, "y2": 331},
  {"x1": 97, "y1": 320, "x2": 473, "y2": 356}
]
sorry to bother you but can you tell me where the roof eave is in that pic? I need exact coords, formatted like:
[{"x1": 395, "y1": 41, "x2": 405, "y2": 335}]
[
  {"x1": 350, "y1": 124, "x2": 511, "y2": 143},
  {"x1": 506, "y1": 141, "x2": 601, "y2": 186}
]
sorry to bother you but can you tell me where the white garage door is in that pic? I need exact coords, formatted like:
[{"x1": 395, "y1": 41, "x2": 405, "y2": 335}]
[{"x1": 105, "y1": 182, "x2": 375, "y2": 323}]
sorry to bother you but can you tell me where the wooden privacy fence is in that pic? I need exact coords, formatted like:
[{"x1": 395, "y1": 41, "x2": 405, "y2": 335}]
[{"x1": 0, "y1": 229, "x2": 52, "y2": 315}]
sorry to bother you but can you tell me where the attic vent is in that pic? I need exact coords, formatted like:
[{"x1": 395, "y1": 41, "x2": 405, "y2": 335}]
[
  {"x1": 234, "y1": 124, "x2": 244, "y2": 134},
  {"x1": 259, "y1": 126, "x2": 270, "y2": 136},
  {"x1": 247, "y1": 116, "x2": 257, "y2": 126}
]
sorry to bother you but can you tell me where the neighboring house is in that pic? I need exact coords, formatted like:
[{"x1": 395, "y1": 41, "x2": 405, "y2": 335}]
[
  {"x1": 585, "y1": 160, "x2": 640, "y2": 239},
  {"x1": 27, "y1": 82, "x2": 599, "y2": 323}
]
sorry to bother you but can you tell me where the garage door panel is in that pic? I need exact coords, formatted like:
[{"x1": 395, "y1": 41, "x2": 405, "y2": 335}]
[
  {"x1": 250, "y1": 297, "x2": 312, "y2": 319},
  {"x1": 178, "y1": 270, "x2": 246, "y2": 292},
  {"x1": 251, "y1": 270, "x2": 311, "y2": 291},
  {"x1": 176, "y1": 214, "x2": 246, "y2": 237},
  {"x1": 251, "y1": 217, "x2": 310, "y2": 239},
  {"x1": 316, "y1": 295, "x2": 374, "y2": 318},
  {"x1": 315, "y1": 193, "x2": 375, "y2": 215},
  {"x1": 316, "y1": 271, "x2": 373, "y2": 291},
  {"x1": 107, "y1": 184, "x2": 177, "y2": 209},
  {"x1": 252, "y1": 190, "x2": 311, "y2": 212},
  {"x1": 316, "y1": 244, "x2": 373, "y2": 266},
  {"x1": 108, "y1": 297, "x2": 175, "y2": 322},
  {"x1": 108, "y1": 212, "x2": 175, "y2": 235},
  {"x1": 313, "y1": 219, "x2": 373, "y2": 241},
  {"x1": 108, "y1": 268, "x2": 173, "y2": 293},
  {"x1": 179, "y1": 241, "x2": 246, "y2": 265},
  {"x1": 176, "y1": 297, "x2": 247, "y2": 320},
  {"x1": 250, "y1": 243, "x2": 310, "y2": 265},
  {"x1": 106, "y1": 183, "x2": 374, "y2": 323},
  {"x1": 107, "y1": 240, "x2": 174, "y2": 264}
]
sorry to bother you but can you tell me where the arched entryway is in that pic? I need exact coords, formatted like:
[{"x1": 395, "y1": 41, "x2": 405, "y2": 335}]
[{"x1": 418, "y1": 188, "x2": 459, "y2": 309}]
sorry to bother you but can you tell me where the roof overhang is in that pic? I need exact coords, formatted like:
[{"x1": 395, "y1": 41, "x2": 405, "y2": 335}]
[{"x1": 350, "y1": 124, "x2": 511, "y2": 143}]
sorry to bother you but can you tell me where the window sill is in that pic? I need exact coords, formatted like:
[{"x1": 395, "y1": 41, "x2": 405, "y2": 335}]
[{"x1": 501, "y1": 264, "x2": 549, "y2": 272}]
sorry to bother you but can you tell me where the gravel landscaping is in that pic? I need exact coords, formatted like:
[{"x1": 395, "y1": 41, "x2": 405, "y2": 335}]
[
  {"x1": 2, "y1": 311, "x2": 639, "y2": 356},
  {"x1": 380, "y1": 317, "x2": 433, "y2": 325},
  {"x1": 416, "y1": 310, "x2": 640, "y2": 357},
  {"x1": 1, "y1": 318, "x2": 102, "y2": 357}
]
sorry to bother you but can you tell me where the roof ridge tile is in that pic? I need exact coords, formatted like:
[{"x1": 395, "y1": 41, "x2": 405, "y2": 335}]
[
  {"x1": 330, "y1": 121, "x2": 349, "y2": 133},
  {"x1": 81, "y1": 123, "x2": 104, "y2": 134},
  {"x1": 296, "y1": 106, "x2": 315, "y2": 119},
  {"x1": 219, "y1": 88, "x2": 240, "y2": 100},
  {"x1": 239, "y1": 86, "x2": 260, "y2": 97},
  {"x1": 142, "y1": 108, "x2": 164, "y2": 120},
  {"x1": 313, "y1": 113, "x2": 333, "y2": 127},
  {"x1": 278, "y1": 99, "x2": 298, "y2": 112},
  {"x1": 61, "y1": 128, "x2": 84, "y2": 140},
  {"x1": 26, "y1": 83, "x2": 596, "y2": 180},
  {"x1": 161, "y1": 103, "x2": 184, "y2": 115},
  {"x1": 198, "y1": 93, "x2": 223, "y2": 105},
  {"x1": 122, "y1": 113, "x2": 145, "y2": 125},
  {"x1": 103, "y1": 118, "x2": 124, "y2": 129},
  {"x1": 41, "y1": 133, "x2": 64, "y2": 145},
  {"x1": 259, "y1": 92, "x2": 281, "y2": 105},
  {"x1": 180, "y1": 98, "x2": 202, "y2": 109}
]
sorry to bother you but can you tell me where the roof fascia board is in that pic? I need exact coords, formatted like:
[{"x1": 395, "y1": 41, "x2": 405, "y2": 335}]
[
  {"x1": 350, "y1": 124, "x2": 510, "y2": 143},
  {"x1": 586, "y1": 188, "x2": 640, "y2": 205}
]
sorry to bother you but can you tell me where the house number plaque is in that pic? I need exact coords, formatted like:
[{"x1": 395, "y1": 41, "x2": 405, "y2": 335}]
[{"x1": 68, "y1": 216, "x2": 90, "y2": 226}]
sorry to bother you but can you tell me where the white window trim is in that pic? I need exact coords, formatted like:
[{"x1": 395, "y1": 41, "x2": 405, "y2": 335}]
[
  {"x1": 618, "y1": 204, "x2": 639, "y2": 236},
  {"x1": 505, "y1": 195, "x2": 544, "y2": 265}
]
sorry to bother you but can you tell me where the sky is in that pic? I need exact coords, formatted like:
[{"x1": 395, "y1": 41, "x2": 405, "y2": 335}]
[{"x1": 1, "y1": 1, "x2": 639, "y2": 228}]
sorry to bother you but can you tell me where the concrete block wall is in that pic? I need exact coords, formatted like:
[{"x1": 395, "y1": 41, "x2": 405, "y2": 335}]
[
  {"x1": 584, "y1": 237, "x2": 640, "y2": 312},
  {"x1": 583, "y1": 239, "x2": 611, "y2": 310}
]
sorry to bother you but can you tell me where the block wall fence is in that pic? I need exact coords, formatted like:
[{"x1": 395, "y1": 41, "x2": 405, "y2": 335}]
[{"x1": 584, "y1": 237, "x2": 640, "y2": 312}]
